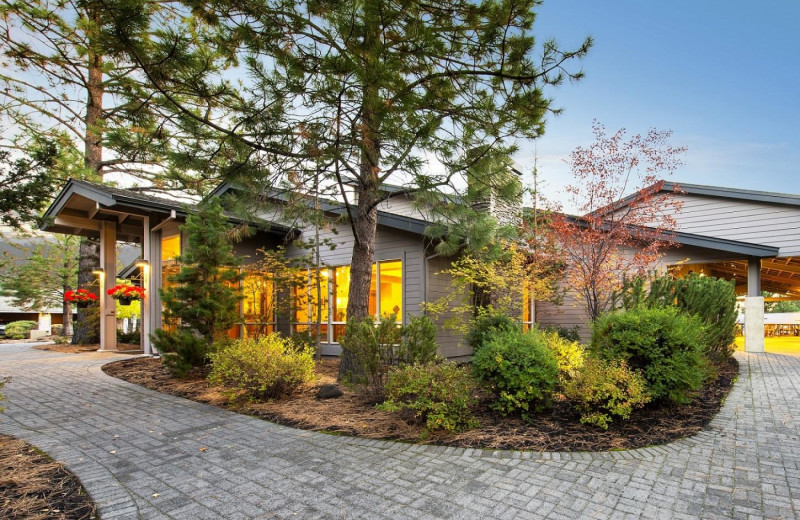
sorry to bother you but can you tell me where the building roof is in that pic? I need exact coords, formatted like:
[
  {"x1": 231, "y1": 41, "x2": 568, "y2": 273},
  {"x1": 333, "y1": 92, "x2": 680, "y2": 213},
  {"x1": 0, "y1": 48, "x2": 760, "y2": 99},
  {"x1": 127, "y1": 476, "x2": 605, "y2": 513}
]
[
  {"x1": 212, "y1": 181, "x2": 432, "y2": 236},
  {"x1": 41, "y1": 179, "x2": 296, "y2": 240},
  {"x1": 563, "y1": 214, "x2": 779, "y2": 258},
  {"x1": 600, "y1": 180, "x2": 800, "y2": 216}
]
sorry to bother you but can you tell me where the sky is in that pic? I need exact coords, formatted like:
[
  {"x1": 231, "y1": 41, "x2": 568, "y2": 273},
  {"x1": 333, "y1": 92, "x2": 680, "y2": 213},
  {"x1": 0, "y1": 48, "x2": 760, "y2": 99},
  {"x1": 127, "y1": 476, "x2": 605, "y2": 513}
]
[{"x1": 523, "y1": 0, "x2": 800, "y2": 210}]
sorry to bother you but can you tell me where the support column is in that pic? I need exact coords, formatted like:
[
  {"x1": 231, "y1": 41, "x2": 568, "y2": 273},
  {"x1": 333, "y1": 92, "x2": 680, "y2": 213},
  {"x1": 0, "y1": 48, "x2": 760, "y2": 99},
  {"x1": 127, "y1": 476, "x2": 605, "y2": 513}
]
[
  {"x1": 99, "y1": 221, "x2": 117, "y2": 351},
  {"x1": 744, "y1": 257, "x2": 764, "y2": 353},
  {"x1": 141, "y1": 216, "x2": 152, "y2": 355}
]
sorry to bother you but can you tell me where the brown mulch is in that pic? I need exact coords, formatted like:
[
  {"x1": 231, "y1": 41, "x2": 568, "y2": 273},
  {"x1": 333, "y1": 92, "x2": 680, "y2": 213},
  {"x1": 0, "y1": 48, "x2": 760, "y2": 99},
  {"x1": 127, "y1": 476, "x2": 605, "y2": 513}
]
[
  {"x1": 34, "y1": 344, "x2": 140, "y2": 354},
  {"x1": 102, "y1": 357, "x2": 739, "y2": 452},
  {"x1": 0, "y1": 434, "x2": 97, "y2": 520}
]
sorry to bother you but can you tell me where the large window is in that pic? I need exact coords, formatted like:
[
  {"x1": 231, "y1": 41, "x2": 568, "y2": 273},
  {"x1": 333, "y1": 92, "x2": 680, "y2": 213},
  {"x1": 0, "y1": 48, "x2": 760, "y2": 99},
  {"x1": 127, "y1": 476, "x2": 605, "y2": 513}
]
[
  {"x1": 292, "y1": 259, "x2": 403, "y2": 343},
  {"x1": 160, "y1": 233, "x2": 181, "y2": 331},
  {"x1": 241, "y1": 272, "x2": 275, "y2": 337},
  {"x1": 293, "y1": 269, "x2": 329, "y2": 341}
]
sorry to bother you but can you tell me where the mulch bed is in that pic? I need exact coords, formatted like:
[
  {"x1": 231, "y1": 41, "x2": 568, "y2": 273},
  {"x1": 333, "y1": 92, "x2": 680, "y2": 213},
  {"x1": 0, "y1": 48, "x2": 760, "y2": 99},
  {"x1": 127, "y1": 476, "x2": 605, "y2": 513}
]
[
  {"x1": 34, "y1": 344, "x2": 140, "y2": 354},
  {"x1": 103, "y1": 357, "x2": 739, "y2": 452},
  {"x1": 0, "y1": 434, "x2": 97, "y2": 520}
]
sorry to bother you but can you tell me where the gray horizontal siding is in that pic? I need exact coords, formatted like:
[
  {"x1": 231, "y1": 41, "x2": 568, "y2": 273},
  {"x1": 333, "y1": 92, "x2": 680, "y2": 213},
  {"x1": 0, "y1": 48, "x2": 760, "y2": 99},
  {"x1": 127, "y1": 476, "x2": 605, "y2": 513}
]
[
  {"x1": 425, "y1": 255, "x2": 472, "y2": 359},
  {"x1": 667, "y1": 194, "x2": 800, "y2": 257}
]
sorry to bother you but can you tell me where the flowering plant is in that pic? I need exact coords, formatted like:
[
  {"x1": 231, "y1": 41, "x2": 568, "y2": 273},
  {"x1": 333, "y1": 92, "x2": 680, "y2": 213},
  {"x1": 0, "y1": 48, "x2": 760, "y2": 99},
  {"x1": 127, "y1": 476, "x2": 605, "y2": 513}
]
[
  {"x1": 107, "y1": 284, "x2": 145, "y2": 300},
  {"x1": 64, "y1": 289, "x2": 98, "y2": 303}
]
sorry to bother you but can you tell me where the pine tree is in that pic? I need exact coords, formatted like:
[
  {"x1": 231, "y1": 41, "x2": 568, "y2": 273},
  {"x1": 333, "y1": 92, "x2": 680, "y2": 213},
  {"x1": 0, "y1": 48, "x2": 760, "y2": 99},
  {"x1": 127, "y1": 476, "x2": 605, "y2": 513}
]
[
  {"x1": 152, "y1": 198, "x2": 242, "y2": 376},
  {"x1": 113, "y1": 0, "x2": 592, "y2": 379},
  {"x1": 0, "y1": 235, "x2": 80, "y2": 335}
]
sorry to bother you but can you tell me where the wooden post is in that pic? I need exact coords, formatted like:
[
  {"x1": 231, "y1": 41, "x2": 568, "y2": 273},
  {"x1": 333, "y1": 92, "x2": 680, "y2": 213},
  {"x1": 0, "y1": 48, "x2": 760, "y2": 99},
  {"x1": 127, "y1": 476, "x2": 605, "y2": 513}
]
[
  {"x1": 141, "y1": 216, "x2": 152, "y2": 355},
  {"x1": 99, "y1": 221, "x2": 117, "y2": 351}
]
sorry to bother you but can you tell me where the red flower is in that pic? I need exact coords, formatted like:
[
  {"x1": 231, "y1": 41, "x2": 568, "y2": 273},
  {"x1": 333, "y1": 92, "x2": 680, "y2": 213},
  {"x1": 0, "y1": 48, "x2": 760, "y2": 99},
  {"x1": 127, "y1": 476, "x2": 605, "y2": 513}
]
[
  {"x1": 64, "y1": 289, "x2": 99, "y2": 303},
  {"x1": 107, "y1": 284, "x2": 145, "y2": 300}
]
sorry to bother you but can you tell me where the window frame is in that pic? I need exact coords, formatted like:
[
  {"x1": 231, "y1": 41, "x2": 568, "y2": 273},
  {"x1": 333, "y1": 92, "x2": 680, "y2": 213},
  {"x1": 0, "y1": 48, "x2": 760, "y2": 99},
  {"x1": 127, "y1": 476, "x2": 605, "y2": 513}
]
[{"x1": 291, "y1": 259, "x2": 403, "y2": 344}]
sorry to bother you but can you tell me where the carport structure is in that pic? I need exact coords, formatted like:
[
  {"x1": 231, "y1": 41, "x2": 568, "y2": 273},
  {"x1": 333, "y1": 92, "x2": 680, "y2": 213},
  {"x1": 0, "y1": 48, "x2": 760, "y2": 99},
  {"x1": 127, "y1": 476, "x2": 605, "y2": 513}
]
[{"x1": 640, "y1": 182, "x2": 800, "y2": 353}]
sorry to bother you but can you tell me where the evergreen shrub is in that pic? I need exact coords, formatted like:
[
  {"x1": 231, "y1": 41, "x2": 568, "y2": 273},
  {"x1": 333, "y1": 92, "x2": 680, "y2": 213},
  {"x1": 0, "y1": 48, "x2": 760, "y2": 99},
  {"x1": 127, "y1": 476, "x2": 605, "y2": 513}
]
[
  {"x1": 472, "y1": 328, "x2": 559, "y2": 416},
  {"x1": 591, "y1": 307, "x2": 709, "y2": 404},
  {"x1": 208, "y1": 334, "x2": 315, "y2": 400},
  {"x1": 562, "y1": 357, "x2": 650, "y2": 429},
  {"x1": 152, "y1": 198, "x2": 242, "y2": 376},
  {"x1": 466, "y1": 310, "x2": 518, "y2": 352},
  {"x1": 339, "y1": 315, "x2": 402, "y2": 399},
  {"x1": 615, "y1": 272, "x2": 737, "y2": 364},
  {"x1": 5, "y1": 320, "x2": 38, "y2": 339},
  {"x1": 379, "y1": 361, "x2": 478, "y2": 432},
  {"x1": 398, "y1": 315, "x2": 439, "y2": 365}
]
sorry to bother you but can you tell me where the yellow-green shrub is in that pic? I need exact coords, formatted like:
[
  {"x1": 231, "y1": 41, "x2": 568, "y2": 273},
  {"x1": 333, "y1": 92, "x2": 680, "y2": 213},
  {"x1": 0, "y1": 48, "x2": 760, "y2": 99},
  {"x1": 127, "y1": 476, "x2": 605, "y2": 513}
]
[
  {"x1": 472, "y1": 328, "x2": 559, "y2": 417},
  {"x1": 208, "y1": 334, "x2": 315, "y2": 400},
  {"x1": 563, "y1": 358, "x2": 651, "y2": 430},
  {"x1": 540, "y1": 328, "x2": 585, "y2": 381},
  {"x1": 379, "y1": 361, "x2": 479, "y2": 432}
]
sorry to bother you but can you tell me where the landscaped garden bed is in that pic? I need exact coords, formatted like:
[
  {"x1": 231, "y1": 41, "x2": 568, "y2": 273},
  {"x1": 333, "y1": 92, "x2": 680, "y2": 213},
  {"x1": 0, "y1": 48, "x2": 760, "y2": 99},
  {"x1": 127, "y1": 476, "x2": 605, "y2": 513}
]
[
  {"x1": 102, "y1": 354, "x2": 737, "y2": 452},
  {"x1": 0, "y1": 434, "x2": 97, "y2": 520}
]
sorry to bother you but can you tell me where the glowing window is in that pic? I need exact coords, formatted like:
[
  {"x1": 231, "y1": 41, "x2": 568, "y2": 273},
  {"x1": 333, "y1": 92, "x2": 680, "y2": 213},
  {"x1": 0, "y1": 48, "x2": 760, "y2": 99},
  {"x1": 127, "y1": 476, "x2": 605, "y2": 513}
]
[
  {"x1": 160, "y1": 234, "x2": 181, "y2": 331},
  {"x1": 522, "y1": 282, "x2": 533, "y2": 332},
  {"x1": 241, "y1": 272, "x2": 275, "y2": 337},
  {"x1": 161, "y1": 234, "x2": 181, "y2": 261},
  {"x1": 378, "y1": 260, "x2": 402, "y2": 319},
  {"x1": 293, "y1": 270, "x2": 329, "y2": 325},
  {"x1": 332, "y1": 265, "x2": 350, "y2": 323}
]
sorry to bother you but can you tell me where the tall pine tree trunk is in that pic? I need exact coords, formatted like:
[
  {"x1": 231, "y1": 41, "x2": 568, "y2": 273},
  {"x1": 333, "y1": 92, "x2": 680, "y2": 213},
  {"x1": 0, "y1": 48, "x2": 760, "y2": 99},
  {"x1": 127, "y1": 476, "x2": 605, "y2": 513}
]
[
  {"x1": 339, "y1": 0, "x2": 381, "y2": 380},
  {"x1": 72, "y1": 14, "x2": 104, "y2": 344}
]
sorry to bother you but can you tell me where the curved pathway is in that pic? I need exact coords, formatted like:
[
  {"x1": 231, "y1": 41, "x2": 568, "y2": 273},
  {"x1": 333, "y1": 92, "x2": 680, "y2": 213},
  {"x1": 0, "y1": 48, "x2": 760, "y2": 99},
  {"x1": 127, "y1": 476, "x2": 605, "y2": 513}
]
[{"x1": 1, "y1": 343, "x2": 799, "y2": 519}]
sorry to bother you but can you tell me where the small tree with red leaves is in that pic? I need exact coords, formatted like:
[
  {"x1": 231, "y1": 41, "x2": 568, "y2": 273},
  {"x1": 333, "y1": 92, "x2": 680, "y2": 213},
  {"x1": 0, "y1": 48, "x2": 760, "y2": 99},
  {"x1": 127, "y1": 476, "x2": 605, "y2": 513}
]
[{"x1": 552, "y1": 122, "x2": 686, "y2": 322}]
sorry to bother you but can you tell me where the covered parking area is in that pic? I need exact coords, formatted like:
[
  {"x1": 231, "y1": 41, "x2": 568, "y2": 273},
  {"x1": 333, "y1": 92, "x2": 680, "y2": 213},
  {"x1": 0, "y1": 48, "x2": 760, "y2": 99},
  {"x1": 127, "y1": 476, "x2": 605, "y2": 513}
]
[{"x1": 670, "y1": 256, "x2": 800, "y2": 353}]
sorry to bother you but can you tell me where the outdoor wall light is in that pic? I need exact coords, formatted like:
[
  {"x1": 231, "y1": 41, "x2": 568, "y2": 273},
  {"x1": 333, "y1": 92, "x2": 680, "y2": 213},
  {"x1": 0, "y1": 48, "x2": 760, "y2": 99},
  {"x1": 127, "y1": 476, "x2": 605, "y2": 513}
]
[
  {"x1": 91, "y1": 267, "x2": 104, "y2": 276},
  {"x1": 135, "y1": 258, "x2": 150, "y2": 268}
]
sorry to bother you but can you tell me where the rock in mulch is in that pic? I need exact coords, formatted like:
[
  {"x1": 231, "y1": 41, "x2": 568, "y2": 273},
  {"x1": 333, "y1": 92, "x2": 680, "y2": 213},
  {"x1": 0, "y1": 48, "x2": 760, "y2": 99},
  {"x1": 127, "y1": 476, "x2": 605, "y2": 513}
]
[{"x1": 316, "y1": 384, "x2": 344, "y2": 400}]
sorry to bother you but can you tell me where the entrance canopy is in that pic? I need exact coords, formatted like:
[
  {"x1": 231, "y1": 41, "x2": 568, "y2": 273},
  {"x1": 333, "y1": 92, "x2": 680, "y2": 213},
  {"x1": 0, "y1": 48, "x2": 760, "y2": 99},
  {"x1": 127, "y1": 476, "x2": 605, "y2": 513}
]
[{"x1": 42, "y1": 179, "x2": 191, "y2": 242}]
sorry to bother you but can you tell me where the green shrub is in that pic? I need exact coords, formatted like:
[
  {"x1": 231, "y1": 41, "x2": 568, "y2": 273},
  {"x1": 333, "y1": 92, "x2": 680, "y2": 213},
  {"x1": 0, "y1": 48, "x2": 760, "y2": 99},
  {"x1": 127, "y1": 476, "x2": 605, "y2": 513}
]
[
  {"x1": 562, "y1": 357, "x2": 651, "y2": 429},
  {"x1": 539, "y1": 327, "x2": 585, "y2": 381},
  {"x1": 208, "y1": 334, "x2": 315, "y2": 400},
  {"x1": 339, "y1": 315, "x2": 402, "y2": 399},
  {"x1": 615, "y1": 272, "x2": 737, "y2": 364},
  {"x1": 466, "y1": 310, "x2": 518, "y2": 352},
  {"x1": 539, "y1": 324, "x2": 581, "y2": 343},
  {"x1": 117, "y1": 330, "x2": 141, "y2": 344},
  {"x1": 397, "y1": 315, "x2": 439, "y2": 365},
  {"x1": 472, "y1": 328, "x2": 559, "y2": 417},
  {"x1": 153, "y1": 330, "x2": 216, "y2": 377},
  {"x1": 379, "y1": 361, "x2": 479, "y2": 432},
  {"x1": 289, "y1": 330, "x2": 318, "y2": 353},
  {"x1": 5, "y1": 320, "x2": 38, "y2": 339},
  {"x1": 591, "y1": 307, "x2": 709, "y2": 404}
]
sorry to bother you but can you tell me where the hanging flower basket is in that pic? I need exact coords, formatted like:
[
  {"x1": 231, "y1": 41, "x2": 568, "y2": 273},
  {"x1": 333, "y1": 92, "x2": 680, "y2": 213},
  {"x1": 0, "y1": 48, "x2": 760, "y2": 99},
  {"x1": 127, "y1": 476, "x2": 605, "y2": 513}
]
[
  {"x1": 107, "y1": 284, "x2": 145, "y2": 306},
  {"x1": 64, "y1": 289, "x2": 98, "y2": 308}
]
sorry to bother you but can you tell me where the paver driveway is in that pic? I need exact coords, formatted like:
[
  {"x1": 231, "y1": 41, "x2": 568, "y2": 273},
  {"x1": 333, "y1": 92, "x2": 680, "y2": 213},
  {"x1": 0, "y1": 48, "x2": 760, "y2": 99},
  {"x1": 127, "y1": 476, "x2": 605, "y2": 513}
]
[{"x1": 1, "y1": 343, "x2": 799, "y2": 520}]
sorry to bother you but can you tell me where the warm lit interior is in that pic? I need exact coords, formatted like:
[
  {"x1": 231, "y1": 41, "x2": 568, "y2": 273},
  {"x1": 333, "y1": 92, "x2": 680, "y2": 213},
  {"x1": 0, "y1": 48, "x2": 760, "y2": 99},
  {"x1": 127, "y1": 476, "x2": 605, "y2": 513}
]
[
  {"x1": 293, "y1": 260, "x2": 403, "y2": 343},
  {"x1": 160, "y1": 234, "x2": 181, "y2": 331},
  {"x1": 522, "y1": 282, "x2": 532, "y2": 331},
  {"x1": 242, "y1": 273, "x2": 275, "y2": 336}
]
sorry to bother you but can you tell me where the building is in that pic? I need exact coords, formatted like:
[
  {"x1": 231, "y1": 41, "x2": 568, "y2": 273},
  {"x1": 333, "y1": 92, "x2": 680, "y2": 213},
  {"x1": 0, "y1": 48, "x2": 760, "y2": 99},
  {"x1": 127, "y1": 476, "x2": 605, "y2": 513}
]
[{"x1": 40, "y1": 178, "x2": 800, "y2": 355}]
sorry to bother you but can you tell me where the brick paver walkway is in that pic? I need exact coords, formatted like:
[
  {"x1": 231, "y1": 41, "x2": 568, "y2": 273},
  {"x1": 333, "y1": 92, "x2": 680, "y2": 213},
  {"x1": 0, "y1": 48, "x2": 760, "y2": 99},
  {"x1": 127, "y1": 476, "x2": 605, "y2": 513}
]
[{"x1": 1, "y1": 343, "x2": 799, "y2": 519}]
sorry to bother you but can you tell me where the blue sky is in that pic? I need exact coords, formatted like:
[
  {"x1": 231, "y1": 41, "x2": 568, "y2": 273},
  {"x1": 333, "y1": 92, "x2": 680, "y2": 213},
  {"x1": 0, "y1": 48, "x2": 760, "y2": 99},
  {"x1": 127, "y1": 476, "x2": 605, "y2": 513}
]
[{"x1": 523, "y1": 1, "x2": 800, "y2": 208}]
